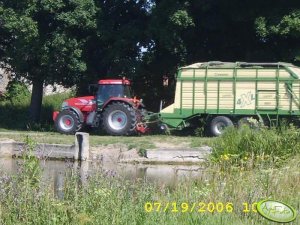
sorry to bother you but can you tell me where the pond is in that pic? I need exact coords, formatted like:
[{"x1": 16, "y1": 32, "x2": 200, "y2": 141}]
[{"x1": 0, "y1": 158, "x2": 207, "y2": 190}]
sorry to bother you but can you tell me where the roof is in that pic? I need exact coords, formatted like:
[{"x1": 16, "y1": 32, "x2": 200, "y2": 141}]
[{"x1": 98, "y1": 79, "x2": 131, "y2": 85}]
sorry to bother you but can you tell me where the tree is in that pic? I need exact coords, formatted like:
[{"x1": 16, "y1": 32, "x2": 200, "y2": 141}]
[
  {"x1": 1, "y1": 0, "x2": 299, "y2": 119},
  {"x1": 136, "y1": 0, "x2": 300, "y2": 110},
  {"x1": 76, "y1": 0, "x2": 149, "y2": 94},
  {"x1": 0, "y1": 0, "x2": 97, "y2": 122},
  {"x1": 135, "y1": 0, "x2": 195, "y2": 110},
  {"x1": 254, "y1": 1, "x2": 300, "y2": 63}
]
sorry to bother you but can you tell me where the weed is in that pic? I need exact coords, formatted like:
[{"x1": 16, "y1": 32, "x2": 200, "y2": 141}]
[
  {"x1": 128, "y1": 144, "x2": 135, "y2": 150},
  {"x1": 194, "y1": 117, "x2": 207, "y2": 136},
  {"x1": 18, "y1": 136, "x2": 41, "y2": 188},
  {"x1": 138, "y1": 148, "x2": 147, "y2": 157}
]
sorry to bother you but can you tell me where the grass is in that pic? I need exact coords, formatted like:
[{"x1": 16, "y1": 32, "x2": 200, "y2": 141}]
[{"x1": 0, "y1": 130, "x2": 215, "y2": 149}]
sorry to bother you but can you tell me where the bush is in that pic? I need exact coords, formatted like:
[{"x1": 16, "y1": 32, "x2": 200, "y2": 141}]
[
  {"x1": 5, "y1": 80, "x2": 31, "y2": 105},
  {"x1": 0, "y1": 90, "x2": 73, "y2": 131},
  {"x1": 211, "y1": 125, "x2": 300, "y2": 169}
]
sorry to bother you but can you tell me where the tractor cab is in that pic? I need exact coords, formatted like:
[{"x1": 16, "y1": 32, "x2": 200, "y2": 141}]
[{"x1": 96, "y1": 79, "x2": 132, "y2": 108}]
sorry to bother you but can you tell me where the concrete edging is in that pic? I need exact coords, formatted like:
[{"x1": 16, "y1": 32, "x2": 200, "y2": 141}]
[
  {"x1": 0, "y1": 132, "x2": 89, "y2": 161},
  {"x1": 0, "y1": 132, "x2": 212, "y2": 164},
  {"x1": 120, "y1": 147, "x2": 212, "y2": 164}
]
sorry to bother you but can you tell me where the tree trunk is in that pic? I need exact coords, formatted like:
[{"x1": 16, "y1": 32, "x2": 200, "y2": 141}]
[{"x1": 29, "y1": 79, "x2": 44, "y2": 123}]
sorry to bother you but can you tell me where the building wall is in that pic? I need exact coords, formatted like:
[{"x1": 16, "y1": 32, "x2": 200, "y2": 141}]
[
  {"x1": 0, "y1": 68, "x2": 10, "y2": 94},
  {"x1": 0, "y1": 68, "x2": 72, "y2": 96}
]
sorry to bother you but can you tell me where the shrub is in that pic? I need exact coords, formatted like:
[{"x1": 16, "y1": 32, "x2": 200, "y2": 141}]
[
  {"x1": 5, "y1": 80, "x2": 31, "y2": 105},
  {"x1": 0, "y1": 90, "x2": 73, "y2": 130},
  {"x1": 211, "y1": 125, "x2": 300, "y2": 169}
]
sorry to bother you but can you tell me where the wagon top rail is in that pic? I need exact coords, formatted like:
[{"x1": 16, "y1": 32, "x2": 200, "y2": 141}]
[
  {"x1": 181, "y1": 61, "x2": 298, "y2": 68},
  {"x1": 181, "y1": 61, "x2": 300, "y2": 79}
]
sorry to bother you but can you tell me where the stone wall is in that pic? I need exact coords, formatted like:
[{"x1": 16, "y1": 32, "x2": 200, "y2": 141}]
[{"x1": 0, "y1": 132, "x2": 90, "y2": 161}]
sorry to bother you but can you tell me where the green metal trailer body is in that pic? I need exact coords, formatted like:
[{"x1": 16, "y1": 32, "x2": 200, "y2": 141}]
[{"x1": 159, "y1": 62, "x2": 300, "y2": 131}]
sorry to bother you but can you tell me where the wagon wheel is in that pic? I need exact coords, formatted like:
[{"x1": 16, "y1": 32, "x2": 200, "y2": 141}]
[{"x1": 209, "y1": 116, "x2": 233, "y2": 136}]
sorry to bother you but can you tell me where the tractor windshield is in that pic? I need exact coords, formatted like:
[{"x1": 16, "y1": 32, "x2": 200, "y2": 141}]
[{"x1": 97, "y1": 84, "x2": 132, "y2": 106}]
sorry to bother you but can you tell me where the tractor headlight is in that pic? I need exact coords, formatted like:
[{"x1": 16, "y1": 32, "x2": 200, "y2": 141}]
[{"x1": 61, "y1": 101, "x2": 69, "y2": 109}]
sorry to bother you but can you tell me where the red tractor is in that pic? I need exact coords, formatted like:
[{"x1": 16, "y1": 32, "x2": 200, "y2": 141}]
[{"x1": 53, "y1": 78, "x2": 148, "y2": 135}]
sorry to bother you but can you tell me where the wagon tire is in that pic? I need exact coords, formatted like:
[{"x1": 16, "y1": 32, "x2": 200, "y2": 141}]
[
  {"x1": 102, "y1": 102, "x2": 136, "y2": 136},
  {"x1": 209, "y1": 116, "x2": 233, "y2": 136},
  {"x1": 55, "y1": 110, "x2": 82, "y2": 135}
]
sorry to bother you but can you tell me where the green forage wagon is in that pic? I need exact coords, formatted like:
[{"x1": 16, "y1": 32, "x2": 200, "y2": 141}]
[{"x1": 159, "y1": 61, "x2": 300, "y2": 136}]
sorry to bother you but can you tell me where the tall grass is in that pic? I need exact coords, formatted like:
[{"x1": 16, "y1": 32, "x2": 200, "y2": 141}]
[
  {"x1": 1, "y1": 160, "x2": 299, "y2": 224},
  {"x1": 211, "y1": 125, "x2": 300, "y2": 169}
]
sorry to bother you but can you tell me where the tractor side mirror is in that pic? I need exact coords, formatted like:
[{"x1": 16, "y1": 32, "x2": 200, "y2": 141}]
[{"x1": 88, "y1": 84, "x2": 98, "y2": 95}]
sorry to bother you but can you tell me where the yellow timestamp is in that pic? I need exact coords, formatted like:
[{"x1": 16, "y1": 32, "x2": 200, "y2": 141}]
[{"x1": 144, "y1": 202, "x2": 258, "y2": 213}]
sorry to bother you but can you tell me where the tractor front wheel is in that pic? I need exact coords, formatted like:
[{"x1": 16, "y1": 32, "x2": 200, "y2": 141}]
[
  {"x1": 102, "y1": 102, "x2": 136, "y2": 136},
  {"x1": 55, "y1": 110, "x2": 82, "y2": 134}
]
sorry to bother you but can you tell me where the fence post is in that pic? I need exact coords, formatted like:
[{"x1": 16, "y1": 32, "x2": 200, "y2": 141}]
[{"x1": 75, "y1": 132, "x2": 90, "y2": 161}]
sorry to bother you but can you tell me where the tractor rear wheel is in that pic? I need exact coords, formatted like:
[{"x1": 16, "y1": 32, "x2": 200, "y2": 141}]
[
  {"x1": 209, "y1": 116, "x2": 233, "y2": 136},
  {"x1": 102, "y1": 102, "x2": 136, "y2": 136},
  {"x1": 55, "y1": 110, "x2": 82, "y2": 134}
]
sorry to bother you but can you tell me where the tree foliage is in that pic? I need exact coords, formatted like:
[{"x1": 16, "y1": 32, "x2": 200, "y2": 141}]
[
  {"x1": 0, "y1": 0, "x2": 300, "y2": 120},
  {"x1": 0, "y1": 0, "x2": 97, "y2": 85},
  {"x1": 81, "y1": 0, "x2": 149, "y2": 82},
  {"x1": 0, "y1": 0, "x2": 97, "y2": 121},
  {"x1": 136, "y1": 0, "x2": 300, "y2": 109}
]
